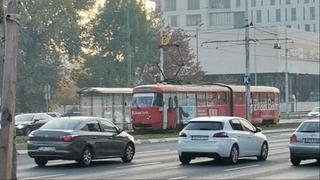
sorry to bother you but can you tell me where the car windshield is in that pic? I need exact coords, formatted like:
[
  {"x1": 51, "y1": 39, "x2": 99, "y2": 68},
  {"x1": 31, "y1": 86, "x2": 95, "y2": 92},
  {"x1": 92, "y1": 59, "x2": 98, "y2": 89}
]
[
  {"x1": 297, "y1": 122, "x2": 320, "y2": 133},
  {"x1": 185, "y1": 121, "x2": 224, "y2": 131},
  {"x1": 40, "y1": 119, "x2": 81, "y2": 130},
  {"x1": 15, "y1": 114, "x2": 34, "y2": 122},
  {"x1": 311, "y1": 107, "x2": 320, "y2": 112}
]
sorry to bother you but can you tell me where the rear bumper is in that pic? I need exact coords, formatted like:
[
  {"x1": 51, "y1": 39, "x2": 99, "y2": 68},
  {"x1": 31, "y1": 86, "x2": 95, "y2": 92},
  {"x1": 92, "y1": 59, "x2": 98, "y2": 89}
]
[
  {"x1": 289, "y1": 144, "x2": 320, "y2": 159},
  {"x1": 27, "y1": 141, "x2": 82, "y2": 160},
  {"x1": 177, "y1": 139, "x2": 232, "y2": 158}
]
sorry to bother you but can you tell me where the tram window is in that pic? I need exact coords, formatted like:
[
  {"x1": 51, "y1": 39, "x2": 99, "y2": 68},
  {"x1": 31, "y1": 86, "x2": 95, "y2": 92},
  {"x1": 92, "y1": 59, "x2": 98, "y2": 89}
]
[
  {"x1": 197, "y1": 92, "x2": 206, "y2": 107},
  {"x1": 207, "y1": 92, "x2": 217, "y2": 106},
  {"x1": 218, "y1": 92, "x2": 227, "y2": 105},
  {"x1": 178, "y1": 93, "x2": 187, "y2": 106},
  {"x1": 186, "y1": 93, "x2": 196, "y2": 106},
  {"x1": 153, "y1": 93, "x2": 163, "y2": 107}
]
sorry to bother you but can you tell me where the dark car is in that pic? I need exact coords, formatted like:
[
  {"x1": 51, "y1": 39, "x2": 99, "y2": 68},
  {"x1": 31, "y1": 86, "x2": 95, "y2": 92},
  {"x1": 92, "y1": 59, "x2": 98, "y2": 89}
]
[
  {"x1": 27, "y1": 116, "x2": 135, "y2": 167},
  {"x1": 15, "y1": 113, "x2": 54, "y2": 136}
]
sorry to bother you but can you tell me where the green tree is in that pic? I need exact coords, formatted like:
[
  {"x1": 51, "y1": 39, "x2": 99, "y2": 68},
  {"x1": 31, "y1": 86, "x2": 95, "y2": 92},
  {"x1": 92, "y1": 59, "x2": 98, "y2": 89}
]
[
  {"x1": 76, "y1": 0, "x2": 158, "y2": 88},
  {"x1": 12, "y1": 0, "x2": 91, "y2": 113}
]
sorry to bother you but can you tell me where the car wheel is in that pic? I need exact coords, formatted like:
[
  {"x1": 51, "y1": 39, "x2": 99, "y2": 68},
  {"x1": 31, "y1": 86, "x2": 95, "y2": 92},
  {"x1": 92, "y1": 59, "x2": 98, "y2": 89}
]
[
  {"x1": 121, "y1": 143, "x2": 135, "y2": 163},
  {"x1": 79, "y1": 147, "x2": 92, "y2": 166},
  {"x1": 34, "y1": 158, "x2": 48, "y2": 167},
  {"x1": 179, "y1": 155, "x2": 191, "y2": 165},
  {"x1": 290, "y1": 155, "x2": 301, "y2": 166},
  {"x1": 227, "y1": 144, "x2": 239, "y2": 165},
  {"x1": 25, "y1": 127, "x2": 32, "y2": 136},
  {"x1": 257, "y1": 142, "x2": 268, "y2": 161}
]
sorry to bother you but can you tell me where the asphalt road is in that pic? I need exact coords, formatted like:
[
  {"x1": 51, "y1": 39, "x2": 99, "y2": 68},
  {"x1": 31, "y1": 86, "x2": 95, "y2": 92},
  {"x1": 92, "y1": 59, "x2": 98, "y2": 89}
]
[{"x1": 18, "y1": 131, "x2": 320, "y2": 179}]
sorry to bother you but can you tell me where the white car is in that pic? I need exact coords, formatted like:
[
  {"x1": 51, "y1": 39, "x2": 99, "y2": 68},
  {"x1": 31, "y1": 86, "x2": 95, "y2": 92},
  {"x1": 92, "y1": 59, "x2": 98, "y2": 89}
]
[
  {"x1": 177, "y1": 116, "x2": 268, "y2": 165},
  {"x1": 307, "y1": 107, "x2": 320, "y2": 119}
]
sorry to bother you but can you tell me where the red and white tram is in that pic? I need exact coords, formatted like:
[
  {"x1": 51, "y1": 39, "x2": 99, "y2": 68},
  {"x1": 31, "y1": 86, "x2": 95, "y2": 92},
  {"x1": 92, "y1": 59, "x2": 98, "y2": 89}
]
[{"x1": 131, "y1": 83, "x2": 280, "y2": 130}]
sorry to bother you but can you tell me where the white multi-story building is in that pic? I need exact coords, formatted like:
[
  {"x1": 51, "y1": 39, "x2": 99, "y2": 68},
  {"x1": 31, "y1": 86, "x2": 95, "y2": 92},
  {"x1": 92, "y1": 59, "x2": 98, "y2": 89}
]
[
  {"x1": 158, "y1": 0, "x2": 320, "y2": 111},
  {"x1": 161, "y1": 0, "x2": 319, "y2": 32}
]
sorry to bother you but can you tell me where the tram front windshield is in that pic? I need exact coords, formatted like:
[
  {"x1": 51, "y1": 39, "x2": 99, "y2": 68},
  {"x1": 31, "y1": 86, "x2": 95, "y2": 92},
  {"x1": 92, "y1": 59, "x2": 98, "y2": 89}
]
[{"x1": 132, "y1": 93, "x2": 163, "y2": 108}]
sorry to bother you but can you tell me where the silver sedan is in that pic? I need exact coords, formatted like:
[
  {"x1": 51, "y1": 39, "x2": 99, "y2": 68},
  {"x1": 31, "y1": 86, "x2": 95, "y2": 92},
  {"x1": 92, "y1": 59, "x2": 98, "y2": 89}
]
[{"x1": 289, "y1": 119, "x2": 320, "y2": 166}]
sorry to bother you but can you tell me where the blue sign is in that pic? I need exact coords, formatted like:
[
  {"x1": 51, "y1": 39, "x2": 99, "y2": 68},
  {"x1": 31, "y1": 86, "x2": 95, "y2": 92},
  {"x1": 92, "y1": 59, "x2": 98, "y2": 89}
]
[{"x1": 243, "y1": 75, "x2": 251, "y2": 85}]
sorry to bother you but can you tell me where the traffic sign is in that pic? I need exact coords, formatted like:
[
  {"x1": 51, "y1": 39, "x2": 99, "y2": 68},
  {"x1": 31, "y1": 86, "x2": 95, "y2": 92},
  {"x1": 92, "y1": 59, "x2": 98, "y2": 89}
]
[{"x1": 243, "y1": 75, "x2": 251, "y2": 85}]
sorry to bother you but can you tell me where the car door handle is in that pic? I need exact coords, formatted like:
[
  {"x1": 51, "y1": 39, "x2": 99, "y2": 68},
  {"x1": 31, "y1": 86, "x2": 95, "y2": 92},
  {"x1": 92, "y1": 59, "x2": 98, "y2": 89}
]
[{"x1": 91, "y1": 137, "x2": 97, "y2": 139}]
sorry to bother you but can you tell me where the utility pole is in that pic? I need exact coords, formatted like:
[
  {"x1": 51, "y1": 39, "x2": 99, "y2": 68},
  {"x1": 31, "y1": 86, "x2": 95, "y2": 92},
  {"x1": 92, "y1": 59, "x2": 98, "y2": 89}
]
[
  {"x1": 0, "y1": 0, "x2": 20, "y2": 179},
  {"x1": 126, "y1": 2, "x2": 132, "y2": 87},
  {"x1": 284, "y1": 27, "x2": 289, "y2": 114},
  {"x1": 244, "y1": 0, "x2": 251, "y2": 121},
  {"x1": 195, "y1": 23, "x2": 203, "y2": 70},
  {"x1": 0, "y1": 0, "x2": 4, "y2": 59}
]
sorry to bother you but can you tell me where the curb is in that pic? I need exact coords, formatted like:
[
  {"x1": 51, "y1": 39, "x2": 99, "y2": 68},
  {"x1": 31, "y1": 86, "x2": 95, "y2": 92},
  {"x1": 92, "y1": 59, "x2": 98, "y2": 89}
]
[{"x1": 17, "y1": 128, "x2": 295, "y2": 155}]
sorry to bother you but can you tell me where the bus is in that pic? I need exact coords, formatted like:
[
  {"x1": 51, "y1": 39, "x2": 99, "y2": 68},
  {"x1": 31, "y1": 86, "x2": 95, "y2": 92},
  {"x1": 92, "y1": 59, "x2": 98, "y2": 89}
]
[
  {"x1": 78, "y1": 87, "x2": 133, "y2": 129},
  {"x1": 131, "y1": 83, "x2": 280, "y2": 130}
]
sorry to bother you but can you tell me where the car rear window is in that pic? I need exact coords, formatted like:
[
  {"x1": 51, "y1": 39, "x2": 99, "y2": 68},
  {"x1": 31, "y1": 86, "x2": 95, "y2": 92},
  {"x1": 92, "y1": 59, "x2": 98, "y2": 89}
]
[
  {"x1": 297, "y1": 122, "x2": 320, "y2": 133},
  {"x1": 40, "y1": 119, "x2": 81, "y2": 130},
  {"x1": 185, "y1": 121, "x2": 223, "y2": 131}
]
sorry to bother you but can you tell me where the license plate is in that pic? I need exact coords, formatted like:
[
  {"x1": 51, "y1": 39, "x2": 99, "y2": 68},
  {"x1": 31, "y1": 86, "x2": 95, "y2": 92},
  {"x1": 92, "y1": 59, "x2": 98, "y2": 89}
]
[
  {"x1": 303, "y1": 138, "x2": 320, "y2": 143},
  {"x1": 38, "y1": 146, "x2": 56, "y2": 152},
  {"x1": 191, "y1": 136, "x2": 208, "y2": 141}
]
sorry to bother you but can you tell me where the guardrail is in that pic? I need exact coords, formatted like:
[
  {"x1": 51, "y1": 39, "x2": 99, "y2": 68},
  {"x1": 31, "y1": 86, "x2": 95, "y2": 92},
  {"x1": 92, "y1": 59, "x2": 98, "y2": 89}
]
[{"x1": 280, "y1": 111, "x2": 308, "y2": 119}]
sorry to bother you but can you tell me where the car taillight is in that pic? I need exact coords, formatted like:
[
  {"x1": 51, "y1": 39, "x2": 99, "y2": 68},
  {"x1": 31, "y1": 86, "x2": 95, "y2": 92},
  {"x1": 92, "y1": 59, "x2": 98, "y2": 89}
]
[
  {"x1": 290, "y1": 134, "x2": 297, "y2": 144},
  {"x1": 179, "y1": 132, "x2": 187, "y2": 138},
  {"x1": 28, "y1": 135, "x2": 34, "y2": 141},
  {"x1": 63, "y1": 136, "x2": 74, "y2": 142},
  {"x1": 213, "y1": 132, "x2": 228, "y2": 138}
]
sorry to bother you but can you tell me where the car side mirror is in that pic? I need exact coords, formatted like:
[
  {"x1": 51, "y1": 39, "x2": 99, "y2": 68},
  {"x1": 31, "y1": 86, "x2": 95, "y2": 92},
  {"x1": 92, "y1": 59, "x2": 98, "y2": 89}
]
[
  {"x1": 255, "y1": 127, "x2": 262, "y2": 133},
  {"x1": 116, "y1": 127, "x2": 123, "y2": 134},
  {"x1": 33, "y1": 119, "x2": 40, "y2": 123}
]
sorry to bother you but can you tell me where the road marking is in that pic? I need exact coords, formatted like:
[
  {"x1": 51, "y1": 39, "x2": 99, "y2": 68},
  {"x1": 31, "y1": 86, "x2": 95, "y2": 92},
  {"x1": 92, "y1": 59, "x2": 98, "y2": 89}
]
[
  {"x1": 168, "y1": 176, "x2": 187, "y2": 180},
  {"x1": 23, "y1": 174, "x2": 64, "y2": 180},
  {"x1": 269, "y1": 139, "x2": 289, "y2": 143},
  {"x1": 224, "y1": 164, "x2": 260, "y2": 172},
  {"x1": 136, "y1": 149, "x2": 171, "y2": 154},
  {"x1": 116, "y1": 161, "x2": 161, "y2": 169}
]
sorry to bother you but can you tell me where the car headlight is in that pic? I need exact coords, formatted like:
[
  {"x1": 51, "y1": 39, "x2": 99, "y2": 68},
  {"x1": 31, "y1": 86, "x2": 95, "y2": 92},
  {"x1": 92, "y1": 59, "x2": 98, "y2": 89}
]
[{"x1": 16, "y1": 124, "x2": 25, "y2": 129}]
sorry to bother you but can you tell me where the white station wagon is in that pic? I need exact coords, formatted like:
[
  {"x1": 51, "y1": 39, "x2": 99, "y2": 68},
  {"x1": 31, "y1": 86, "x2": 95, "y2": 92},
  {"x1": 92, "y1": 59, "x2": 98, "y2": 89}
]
[{"x1": 177, "y1": 116, "x2": 268, "y2": 165}]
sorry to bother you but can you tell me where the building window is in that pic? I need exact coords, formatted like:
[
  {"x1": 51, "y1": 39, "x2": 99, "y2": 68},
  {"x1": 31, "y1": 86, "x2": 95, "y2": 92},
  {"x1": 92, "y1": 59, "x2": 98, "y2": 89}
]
[
  {"x1": 209, "y1": 13, "x2": 232, "y2": 26},
  {"x1": 270, "y1": 0, "x2": 275, "y2": 5},
  {"x1": 286, "y1": 0, "x2": 291, "y2": 4},
  {"x1": 186, "y1": 14, "x2": 201, "y2": 26},
  {"x1": 251, "y1": 0, "x2": 257, "y2": 7},
  {"x1": 314, "y1": 24, "x2": 316, "y2": 32},
  {"x1": 286, "y1": 25, "x2": 292, "y2": 28},
  {"x1": 291, "y1": 8, "x2": 296, "y2": 21},
  {"x1": 305, "y1": 24, "x2": 310, "y2": 31},
  {"x1": 268, "y1": 10, "x2": 270, "y2": 22},
  {"x1": 310, "y1": 7, "x2": 315, "y2": 20},
  {"x1": 303, "y1": 8, "x2": 305, "y2": 20},
  {"x1": 261, "y1": 0, "x2": 264, "y2": 5},
  {"x1": 188, "y1": 0, "x2": 200, "y2": 10},
  {"x1": 276, "y1": 9, "x2": 281, "y2": 22},
  {"x1": 164, "y1": 0, "x2": 176, "y2": 11},
  {"x1": 236, "y1": 0, "x2": 241, "y2": 7},
  {"x1": 256, "y1": 10, "x2": 262, "y2": 23},
  {"x1": 285, "y1": 8, "x2": 287, "y2": 21},
  {"x1": 169, "y1": 16, "x2": 178, "y2": 27},
  {"x1": 304, "y1": 0, "x2": 310, "y2": 3},
  {"x1": 209, "y1": 0, "x2": 231, "y2": 9}
]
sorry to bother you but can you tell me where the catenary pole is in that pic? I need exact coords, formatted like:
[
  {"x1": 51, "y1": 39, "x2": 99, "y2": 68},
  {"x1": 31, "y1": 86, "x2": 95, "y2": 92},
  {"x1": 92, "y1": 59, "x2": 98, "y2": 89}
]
[
  {"x1": 0, "y1": 0, "x2": 20, "y2": 179},
  {"x1": 245, "y1": 0, "x2": 251, "y2": 120}
]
